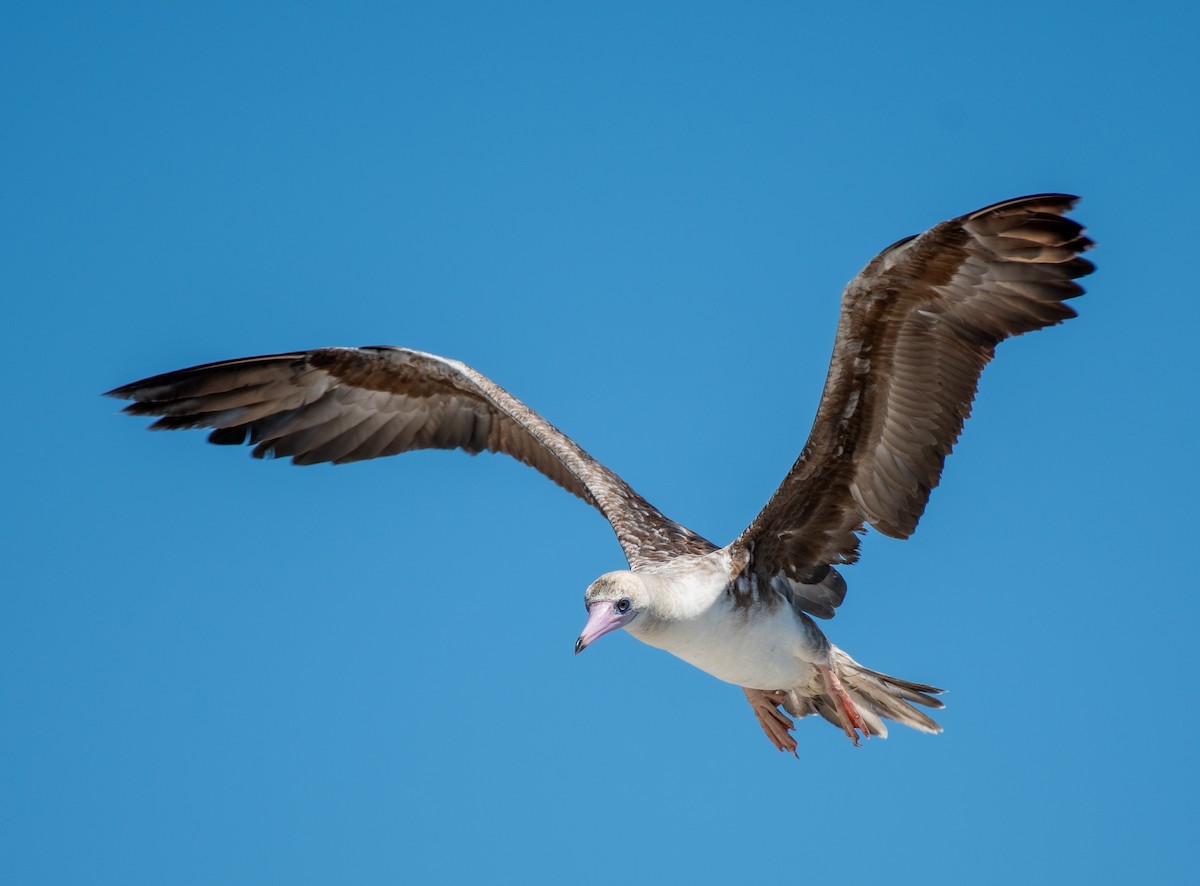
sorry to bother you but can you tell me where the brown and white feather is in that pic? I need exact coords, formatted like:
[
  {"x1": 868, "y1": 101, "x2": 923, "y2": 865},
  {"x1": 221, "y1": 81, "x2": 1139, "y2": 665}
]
[
  {"x1": 106, "y1": 193, "x2": 1094, "y2": 746},
  {"x1": 735, "y1": 193, "x2": 1093, "y2": 589},
  {"x1": 105, "y1": 347, "x2": 713, "y2": 570}
]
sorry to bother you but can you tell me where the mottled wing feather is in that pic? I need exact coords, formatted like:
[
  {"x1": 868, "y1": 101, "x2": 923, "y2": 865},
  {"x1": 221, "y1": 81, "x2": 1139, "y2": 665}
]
[
  {"x1": 737, "y1": 194, "x2": 1094, "y2": 591},
  {"x1": 106, "y1": 347, "x2": 714, "y2": 569}
]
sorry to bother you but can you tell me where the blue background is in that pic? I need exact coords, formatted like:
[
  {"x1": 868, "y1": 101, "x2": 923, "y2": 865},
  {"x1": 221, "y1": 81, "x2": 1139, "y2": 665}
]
[{"x1": 4, "y1": 2, "x2": 1196, "y2": 883}]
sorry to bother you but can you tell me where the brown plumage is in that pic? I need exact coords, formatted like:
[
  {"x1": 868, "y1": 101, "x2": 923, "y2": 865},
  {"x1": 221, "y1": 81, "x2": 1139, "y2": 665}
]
[
  {"x1": 107, "y1": 346, "x2": 714, "y2": 571},
  {"x1": 734, "y1": 194, "x2": 1093, "y2": 607},
  {"x1": 107, "y1": 193, "x2": 1092, "y2": 621}
]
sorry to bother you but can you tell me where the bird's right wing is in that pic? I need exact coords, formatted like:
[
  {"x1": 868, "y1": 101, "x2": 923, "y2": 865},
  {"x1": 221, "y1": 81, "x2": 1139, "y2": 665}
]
[{"x1": 106, "y1": 346, "x2": 715, "y2": 570}]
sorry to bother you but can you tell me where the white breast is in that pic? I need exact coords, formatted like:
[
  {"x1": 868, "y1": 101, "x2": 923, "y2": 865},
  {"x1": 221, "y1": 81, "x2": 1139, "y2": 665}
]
[{"x1": 627, "y1": 556, "x2": 830, "y2": 691}]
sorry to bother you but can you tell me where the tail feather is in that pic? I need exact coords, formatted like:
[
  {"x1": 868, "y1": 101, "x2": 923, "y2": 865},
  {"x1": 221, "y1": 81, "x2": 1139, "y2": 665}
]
[
  {"x1": 785, "y1": 648, "x2": 945, "y2": 739},
  {"x1": 837, "y1": 649, "x2": 944, "y2": 737}
]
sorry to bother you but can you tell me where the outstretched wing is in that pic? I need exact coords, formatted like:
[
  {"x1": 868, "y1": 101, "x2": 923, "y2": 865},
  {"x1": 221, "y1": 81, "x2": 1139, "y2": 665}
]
[
  {"x1": 734, "y1": 194, "x2": 1093, "y2": 612},
  {"x1": 106, "y1": 346, "x2": 715, "y2": 569}
]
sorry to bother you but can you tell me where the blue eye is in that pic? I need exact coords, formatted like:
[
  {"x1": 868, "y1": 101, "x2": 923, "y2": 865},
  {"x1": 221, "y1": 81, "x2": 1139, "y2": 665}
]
[{"x1": 616, "y1": 598, "x2": 632, "y2": 613}]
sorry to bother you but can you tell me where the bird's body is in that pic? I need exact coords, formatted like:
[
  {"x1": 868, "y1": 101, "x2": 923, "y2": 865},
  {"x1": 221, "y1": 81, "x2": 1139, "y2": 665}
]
[
  {"x1": 581, "y1": 556, "x2": 941, "y2": 748},
  {"x1": 613, "y1": 554, "x2": 827, "y2": 690},
  {"x1": 107, "y1": 193, "x2": 1093, "y2": 753}
]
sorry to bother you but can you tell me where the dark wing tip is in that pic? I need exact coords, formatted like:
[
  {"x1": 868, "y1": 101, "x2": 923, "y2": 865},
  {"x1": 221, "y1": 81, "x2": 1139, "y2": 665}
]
[
  {"x1": 973, "y1": 195, "x2": 1096, "y2": 267},
  {"x1": 1070, "y1": 255, "x2": 1097, "y2": 280},
  {"x1": 103, "y1": 352, "x2": 311, "y2": 402},
  {"x1": 104, "y1": 376, "x2": 170, "y2": 400},
  {"x1": 104, "y1": 364, "x2": 210, "y2": 402},
  {"x1": 965, "y1": 192, "x2": 1082, "y2": 219},
  {"x1": 208, "y1": 427, "x2": 250, "y2": 446}
]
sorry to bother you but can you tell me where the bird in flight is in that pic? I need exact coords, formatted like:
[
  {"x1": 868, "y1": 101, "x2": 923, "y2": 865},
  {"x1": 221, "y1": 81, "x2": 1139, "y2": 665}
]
[{"x1": 107, "y1": 194, "x2": 1093, "y2": 754}]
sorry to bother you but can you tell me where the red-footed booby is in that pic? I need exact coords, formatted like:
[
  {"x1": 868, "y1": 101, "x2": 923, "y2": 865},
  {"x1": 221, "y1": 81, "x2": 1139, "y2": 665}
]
[{"x1": 106, "y1": 194, "x2": 1093, "y2": 753}]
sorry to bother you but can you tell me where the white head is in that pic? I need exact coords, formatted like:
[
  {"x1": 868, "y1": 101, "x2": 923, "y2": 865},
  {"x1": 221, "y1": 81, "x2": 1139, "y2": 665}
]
[{"x1": 575, "y1": 571, "x2": 653, "y2": 654}]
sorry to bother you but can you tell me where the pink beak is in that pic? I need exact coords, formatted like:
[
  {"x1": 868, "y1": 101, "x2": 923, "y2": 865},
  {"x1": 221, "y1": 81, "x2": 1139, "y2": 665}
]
[{"x1": 575, "y1": 602, "x2": 633, "y2": 655}]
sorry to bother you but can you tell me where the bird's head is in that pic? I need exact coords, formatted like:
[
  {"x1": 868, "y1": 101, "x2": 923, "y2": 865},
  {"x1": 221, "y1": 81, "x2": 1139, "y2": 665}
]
[{"x1": 575, "y1": 571, "x2": 650, "y2": 655}]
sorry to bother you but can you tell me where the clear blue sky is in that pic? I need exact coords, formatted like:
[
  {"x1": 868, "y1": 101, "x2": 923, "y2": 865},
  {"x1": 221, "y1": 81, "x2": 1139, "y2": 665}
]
[{"x1": 3, "y1": 3, "x2": 1196, "y2": 884}]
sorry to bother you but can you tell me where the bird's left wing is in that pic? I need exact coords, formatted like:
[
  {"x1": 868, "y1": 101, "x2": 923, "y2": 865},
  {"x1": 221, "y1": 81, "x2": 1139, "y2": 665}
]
[
  {"x1": 106, "y1": 346, "x2": 714, "y2": 569},
  {"x1": 731, "y1": 194, "x2": 1094, "y2": 616}
]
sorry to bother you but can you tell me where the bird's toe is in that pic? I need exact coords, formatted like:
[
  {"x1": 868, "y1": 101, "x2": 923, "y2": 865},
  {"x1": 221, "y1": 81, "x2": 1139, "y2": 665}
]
[{"x1": 743, "y1": 687, "x2": 798, "y2": 756}]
